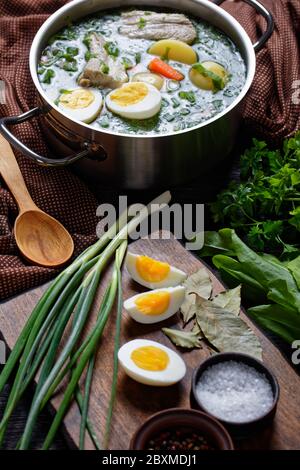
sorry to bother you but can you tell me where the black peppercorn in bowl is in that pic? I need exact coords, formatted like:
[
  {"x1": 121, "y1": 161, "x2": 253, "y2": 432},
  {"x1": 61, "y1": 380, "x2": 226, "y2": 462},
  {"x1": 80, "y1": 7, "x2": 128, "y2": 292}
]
[
  {"x1": 129, "y1": 408, "x2": 234, "y2": 450},
  {"x1": 191, "y1": 353, "x2": 280, "y2": 439}
]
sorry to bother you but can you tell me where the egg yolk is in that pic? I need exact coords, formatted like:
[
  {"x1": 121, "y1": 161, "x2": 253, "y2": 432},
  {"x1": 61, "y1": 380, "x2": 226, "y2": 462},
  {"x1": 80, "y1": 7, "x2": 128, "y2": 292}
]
[
  {"x1": 135, "y1": 291, "x2": 170, "y2": 315},
  {"x1": 136, "y1": 255, "x2": 170, "y2": 282},
  {"x1": 59, "y1": 89, "x2": 95, "y2": 109},
  {"x1": 110, "y1": 82, "x2": 148, "y2": 106},
  {"x1": 131, "y1": 346, "x2": 169, "y2": 371}
]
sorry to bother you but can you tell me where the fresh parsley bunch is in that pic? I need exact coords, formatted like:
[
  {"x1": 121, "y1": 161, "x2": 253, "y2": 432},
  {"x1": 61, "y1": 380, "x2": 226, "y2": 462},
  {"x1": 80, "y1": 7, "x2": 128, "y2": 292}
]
[{"x1": 211, "y1": 132, "x2": 300, "y2": 258}]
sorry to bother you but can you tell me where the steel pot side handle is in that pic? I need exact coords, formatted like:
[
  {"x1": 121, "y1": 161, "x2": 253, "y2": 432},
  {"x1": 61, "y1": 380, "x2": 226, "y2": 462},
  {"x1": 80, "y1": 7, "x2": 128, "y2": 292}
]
[
  {"x1": 212, "y1": 0, "x2": 274, "y2": 52},
  {"x1": 0, "y1": 106, "x2": 91, "y2": 167}
]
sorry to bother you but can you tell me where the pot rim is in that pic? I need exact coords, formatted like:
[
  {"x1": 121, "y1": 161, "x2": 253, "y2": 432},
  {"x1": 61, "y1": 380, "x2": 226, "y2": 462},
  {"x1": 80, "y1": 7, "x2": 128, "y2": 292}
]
[{"x1": 29, "y1": 0, "x2": 256, "y2": 140}]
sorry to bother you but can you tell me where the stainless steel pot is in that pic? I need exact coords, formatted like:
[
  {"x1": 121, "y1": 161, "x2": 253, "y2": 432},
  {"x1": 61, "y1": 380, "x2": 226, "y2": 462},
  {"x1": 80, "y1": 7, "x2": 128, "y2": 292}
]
[{"x1": 0, "y1": 0, "x2": 274, "y2": 189}]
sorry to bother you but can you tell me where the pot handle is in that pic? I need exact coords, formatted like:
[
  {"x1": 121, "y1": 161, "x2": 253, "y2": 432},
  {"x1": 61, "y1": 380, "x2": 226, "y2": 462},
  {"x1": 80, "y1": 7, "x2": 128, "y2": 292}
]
[
  {"x1": 212, "y1": 0, "x2": 274, "y2": 52},
  {"x1": 0, "y1": 106, "x2": 93, "y2": 167}
]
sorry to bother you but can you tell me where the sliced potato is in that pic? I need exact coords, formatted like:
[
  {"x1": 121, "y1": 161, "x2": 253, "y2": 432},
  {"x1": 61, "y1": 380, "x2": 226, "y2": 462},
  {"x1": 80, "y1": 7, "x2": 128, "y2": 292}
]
[
  {"x1": 148, "y1": 39, "x2": 197, "y2": 65},
  {"x1": 132, "y1": 72, "x2": 164, "y2": 90},
  {"x1": 189, "y1": 61, "x2": 228, "y2": 91}
]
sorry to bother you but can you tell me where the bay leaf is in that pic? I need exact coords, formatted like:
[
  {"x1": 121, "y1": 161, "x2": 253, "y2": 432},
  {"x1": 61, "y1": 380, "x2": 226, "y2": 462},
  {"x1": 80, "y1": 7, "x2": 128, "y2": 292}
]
[
  {"x1": 195, "y1": 297, "x2": 262, "y2": 360},
  {"x1": 191, "y1": 321, "x2": 202, "y2": 335},
  {"x1": 210, "y1": 285, "x2": 241, "y2": 315},
  {"x1": 180, "y1": 268, "x2": 212, "y2": 323},
  {"x1": 162, "y1": 327, "x2": 202, "y2": 349}
]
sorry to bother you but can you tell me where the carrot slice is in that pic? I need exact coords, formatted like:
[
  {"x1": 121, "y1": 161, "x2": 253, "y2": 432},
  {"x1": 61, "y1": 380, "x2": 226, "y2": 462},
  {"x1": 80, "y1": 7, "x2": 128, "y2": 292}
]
[{"x1": 148, "y1": 58, "x2": 184, "y2": 81}]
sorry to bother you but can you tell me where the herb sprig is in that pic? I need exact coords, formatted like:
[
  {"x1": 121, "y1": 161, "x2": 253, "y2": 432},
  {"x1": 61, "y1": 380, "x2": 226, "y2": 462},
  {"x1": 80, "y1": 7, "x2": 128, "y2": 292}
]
[{"x1": 210, "y1": 133, "x2": 300, "y2": 257}]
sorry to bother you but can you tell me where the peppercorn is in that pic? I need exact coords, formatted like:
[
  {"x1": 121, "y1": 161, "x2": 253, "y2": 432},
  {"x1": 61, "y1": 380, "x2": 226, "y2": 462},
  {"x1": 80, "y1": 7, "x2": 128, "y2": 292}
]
[{"x1": 145, "y1": 427, "x2": 215, "y2": 451}]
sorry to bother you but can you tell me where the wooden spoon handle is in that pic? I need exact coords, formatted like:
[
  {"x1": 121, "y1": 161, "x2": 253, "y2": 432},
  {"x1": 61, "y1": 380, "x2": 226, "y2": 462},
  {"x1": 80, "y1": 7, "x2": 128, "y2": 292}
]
[{"x1": 0, "y1": 134, "x2": 37, "y2": 213}]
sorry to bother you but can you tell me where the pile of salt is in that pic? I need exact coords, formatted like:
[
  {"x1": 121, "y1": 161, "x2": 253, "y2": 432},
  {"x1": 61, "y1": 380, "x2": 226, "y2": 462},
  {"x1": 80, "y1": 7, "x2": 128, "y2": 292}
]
[{"x1": 196, "y1": 361, "x2": 274, "y2": 423}]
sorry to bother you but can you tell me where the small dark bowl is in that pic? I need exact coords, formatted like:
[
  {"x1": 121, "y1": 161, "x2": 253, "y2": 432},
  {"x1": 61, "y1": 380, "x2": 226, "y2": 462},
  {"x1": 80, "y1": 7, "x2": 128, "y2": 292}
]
[
  {"x1": 130, "y1": 408, "x2": 234, "y2": 450},
  {"x1": 191, "y1": 353, "x2": 280, "y2": 439}
]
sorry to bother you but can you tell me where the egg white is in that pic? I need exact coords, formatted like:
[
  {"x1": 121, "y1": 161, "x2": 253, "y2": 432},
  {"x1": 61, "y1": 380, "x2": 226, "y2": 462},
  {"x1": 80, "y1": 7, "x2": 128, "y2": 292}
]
[
  {"x1": 57, "y1": 88, "x2": 103, "y2": 123},
  {"x1": 118, "y1": 339, "x2": 186, "y2": 386},
  {"x1": 126, "y1": 252, "x2": 187, "y2": 289},
  {"x1": 105, "y1": 82, "x2": 161, "y2": 120},
  {"x1": 124, "y1": 286, "x2": 185, "y2": 324}
]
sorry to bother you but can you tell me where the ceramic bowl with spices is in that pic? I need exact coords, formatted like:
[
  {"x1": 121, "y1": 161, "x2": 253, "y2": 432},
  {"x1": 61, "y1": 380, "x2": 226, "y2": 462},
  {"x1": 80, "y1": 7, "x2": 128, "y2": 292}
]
[
  {"x1": 130, "y1": 408, "x2": 234, "y2": 450},
  {"x1": 191, "y1": 352, "x2": 279, "y2": 438}
]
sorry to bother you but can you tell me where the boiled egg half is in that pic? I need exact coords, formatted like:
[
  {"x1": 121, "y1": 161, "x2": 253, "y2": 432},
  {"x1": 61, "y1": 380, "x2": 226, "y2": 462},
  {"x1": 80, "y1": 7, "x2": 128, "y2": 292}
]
[
  {"x1": 126, "y1": 252, "x2": 187, "y2": 289},
  {"x1": 105, "y1": 81, "x2": 161, "y2": 119},
  {"x1": 57, "y1": 87, "x2": 103, "y2": 123},
  {"x1": 118, "y1": 339, "x2": 186, "y2": 386},
  {"x1": 124, "y1": 286, "x2": 185, "y2": 324}
]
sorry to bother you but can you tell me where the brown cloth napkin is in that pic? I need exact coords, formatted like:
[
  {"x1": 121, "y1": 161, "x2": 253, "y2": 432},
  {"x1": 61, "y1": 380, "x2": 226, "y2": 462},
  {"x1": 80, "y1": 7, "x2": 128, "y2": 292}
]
[
  {"x1": 221, "y1": 0, "x2": 300, "y2": 142},
  {"x1": 0, "y1": 0, "x2": 299, "y2": 300},
  {"x1": 0, "y1": 0, "x2": 99, "y2": 300}
]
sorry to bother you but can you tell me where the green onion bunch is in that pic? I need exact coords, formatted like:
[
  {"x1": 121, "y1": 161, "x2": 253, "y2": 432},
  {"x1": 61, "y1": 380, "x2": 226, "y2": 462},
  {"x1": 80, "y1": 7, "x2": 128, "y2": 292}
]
[{"x1": 0, "y1": 192, "x2": 170, "y2": 449}]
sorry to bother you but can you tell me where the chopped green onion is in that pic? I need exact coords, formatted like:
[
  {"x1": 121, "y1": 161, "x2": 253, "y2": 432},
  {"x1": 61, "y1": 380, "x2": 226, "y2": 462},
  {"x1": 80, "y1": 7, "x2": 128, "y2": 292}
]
[
  {"x1": 59, "y1": 89, "x2": 72, "y2": 94},
  {"x1": 135, "y1": 52, "x2": 142, "y2": 64},
  {"x1": 161, "y1": 46, "x2": 171, "y2": 61},
  {"x1": 178, "y1": 91, "x2": 196, "y2": 104},
  {"x1": 99, "y1": 116, "x2": 110, "y2": 128},
  {"x1": 164, "y1": 113, "x2": 175, "y2": 122},
  {"x1": 171, "y1": 97, "x2": 180, "y2": 108},
  {"x1": 180, "y1": 108, "x2": 191, "y2": 115}
]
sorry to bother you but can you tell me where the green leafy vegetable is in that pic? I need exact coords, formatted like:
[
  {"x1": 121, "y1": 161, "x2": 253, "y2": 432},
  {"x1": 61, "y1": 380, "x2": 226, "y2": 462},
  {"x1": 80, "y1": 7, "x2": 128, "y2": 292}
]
[
  {"x1": 287, "y1": 256, "x2": 300, "y2": 289},
  {"x1": 248, "y1": 304, "x2": 300, "y2": 344},
  {"x1": 138, "y1": 17, "x2": 146, "y2": 29},
  {"x1": 85, "y1": 51, "x2": 97, "y2": 61},
  {"x1": 122, "y1": 57, "x2": 133, "y2": 70},
  {"x1": 49, "y1": 27, "x2": 78, "y2": 44},
  {"x1": 199, "y1": 229, "x2": 300, "y2": 343},
  {"x1": 100, "y1": 62, "x2": 109, "y2": 74},
  {"x1": 192, "y1": 62, "x2": 227, "y2": 92},
  {"x1": 210, "y1": 133, "x2": 300, "y2": 257},
  {"x1": 62, "y1": 60, "x2": 78, "y2": 72},
  {"x1": 66, "y1": 46, "x2": 79, "y2": 56},
  {"x1": 104, "y1": 41, "x2": 119, "y2": 58},
  {"x1": 83, "y1": 33, "x2": 92, "y2": 49},
  {"x1": 180, "y1": 268, "x2": 212, "y2": 323},
  {"x1": 41, "y1": 69, "x2": 55, "y2": 84}
]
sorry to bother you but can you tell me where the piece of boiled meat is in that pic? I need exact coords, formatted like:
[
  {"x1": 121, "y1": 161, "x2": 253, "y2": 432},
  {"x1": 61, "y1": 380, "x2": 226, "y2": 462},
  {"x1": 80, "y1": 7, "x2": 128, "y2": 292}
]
[
  {"x1": 120, "y1": 10, "x2": 197, "y2": 44},
  {"x1": 78, "y1": 32, "x2": 128, "y2": 89}
]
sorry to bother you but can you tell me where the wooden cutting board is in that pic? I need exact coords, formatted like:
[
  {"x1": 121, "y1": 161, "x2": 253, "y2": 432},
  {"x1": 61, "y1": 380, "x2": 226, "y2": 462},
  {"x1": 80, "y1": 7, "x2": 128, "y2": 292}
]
[{"x1": 0, "y1": 234, "x2": 300, "y2": 450}]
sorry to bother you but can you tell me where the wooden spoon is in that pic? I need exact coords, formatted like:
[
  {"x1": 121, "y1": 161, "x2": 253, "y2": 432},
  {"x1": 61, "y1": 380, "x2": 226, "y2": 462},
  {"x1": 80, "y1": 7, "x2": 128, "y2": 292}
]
[{"x1": 0, "y1": 135, "x2": 74, "y2": 267}]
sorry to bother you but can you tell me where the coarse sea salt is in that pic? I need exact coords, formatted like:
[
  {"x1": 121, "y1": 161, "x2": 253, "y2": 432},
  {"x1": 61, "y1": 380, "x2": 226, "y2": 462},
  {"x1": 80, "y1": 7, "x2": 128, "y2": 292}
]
[{"x1": 196, "y1": 361, "x2": 274, "y2": 423}]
